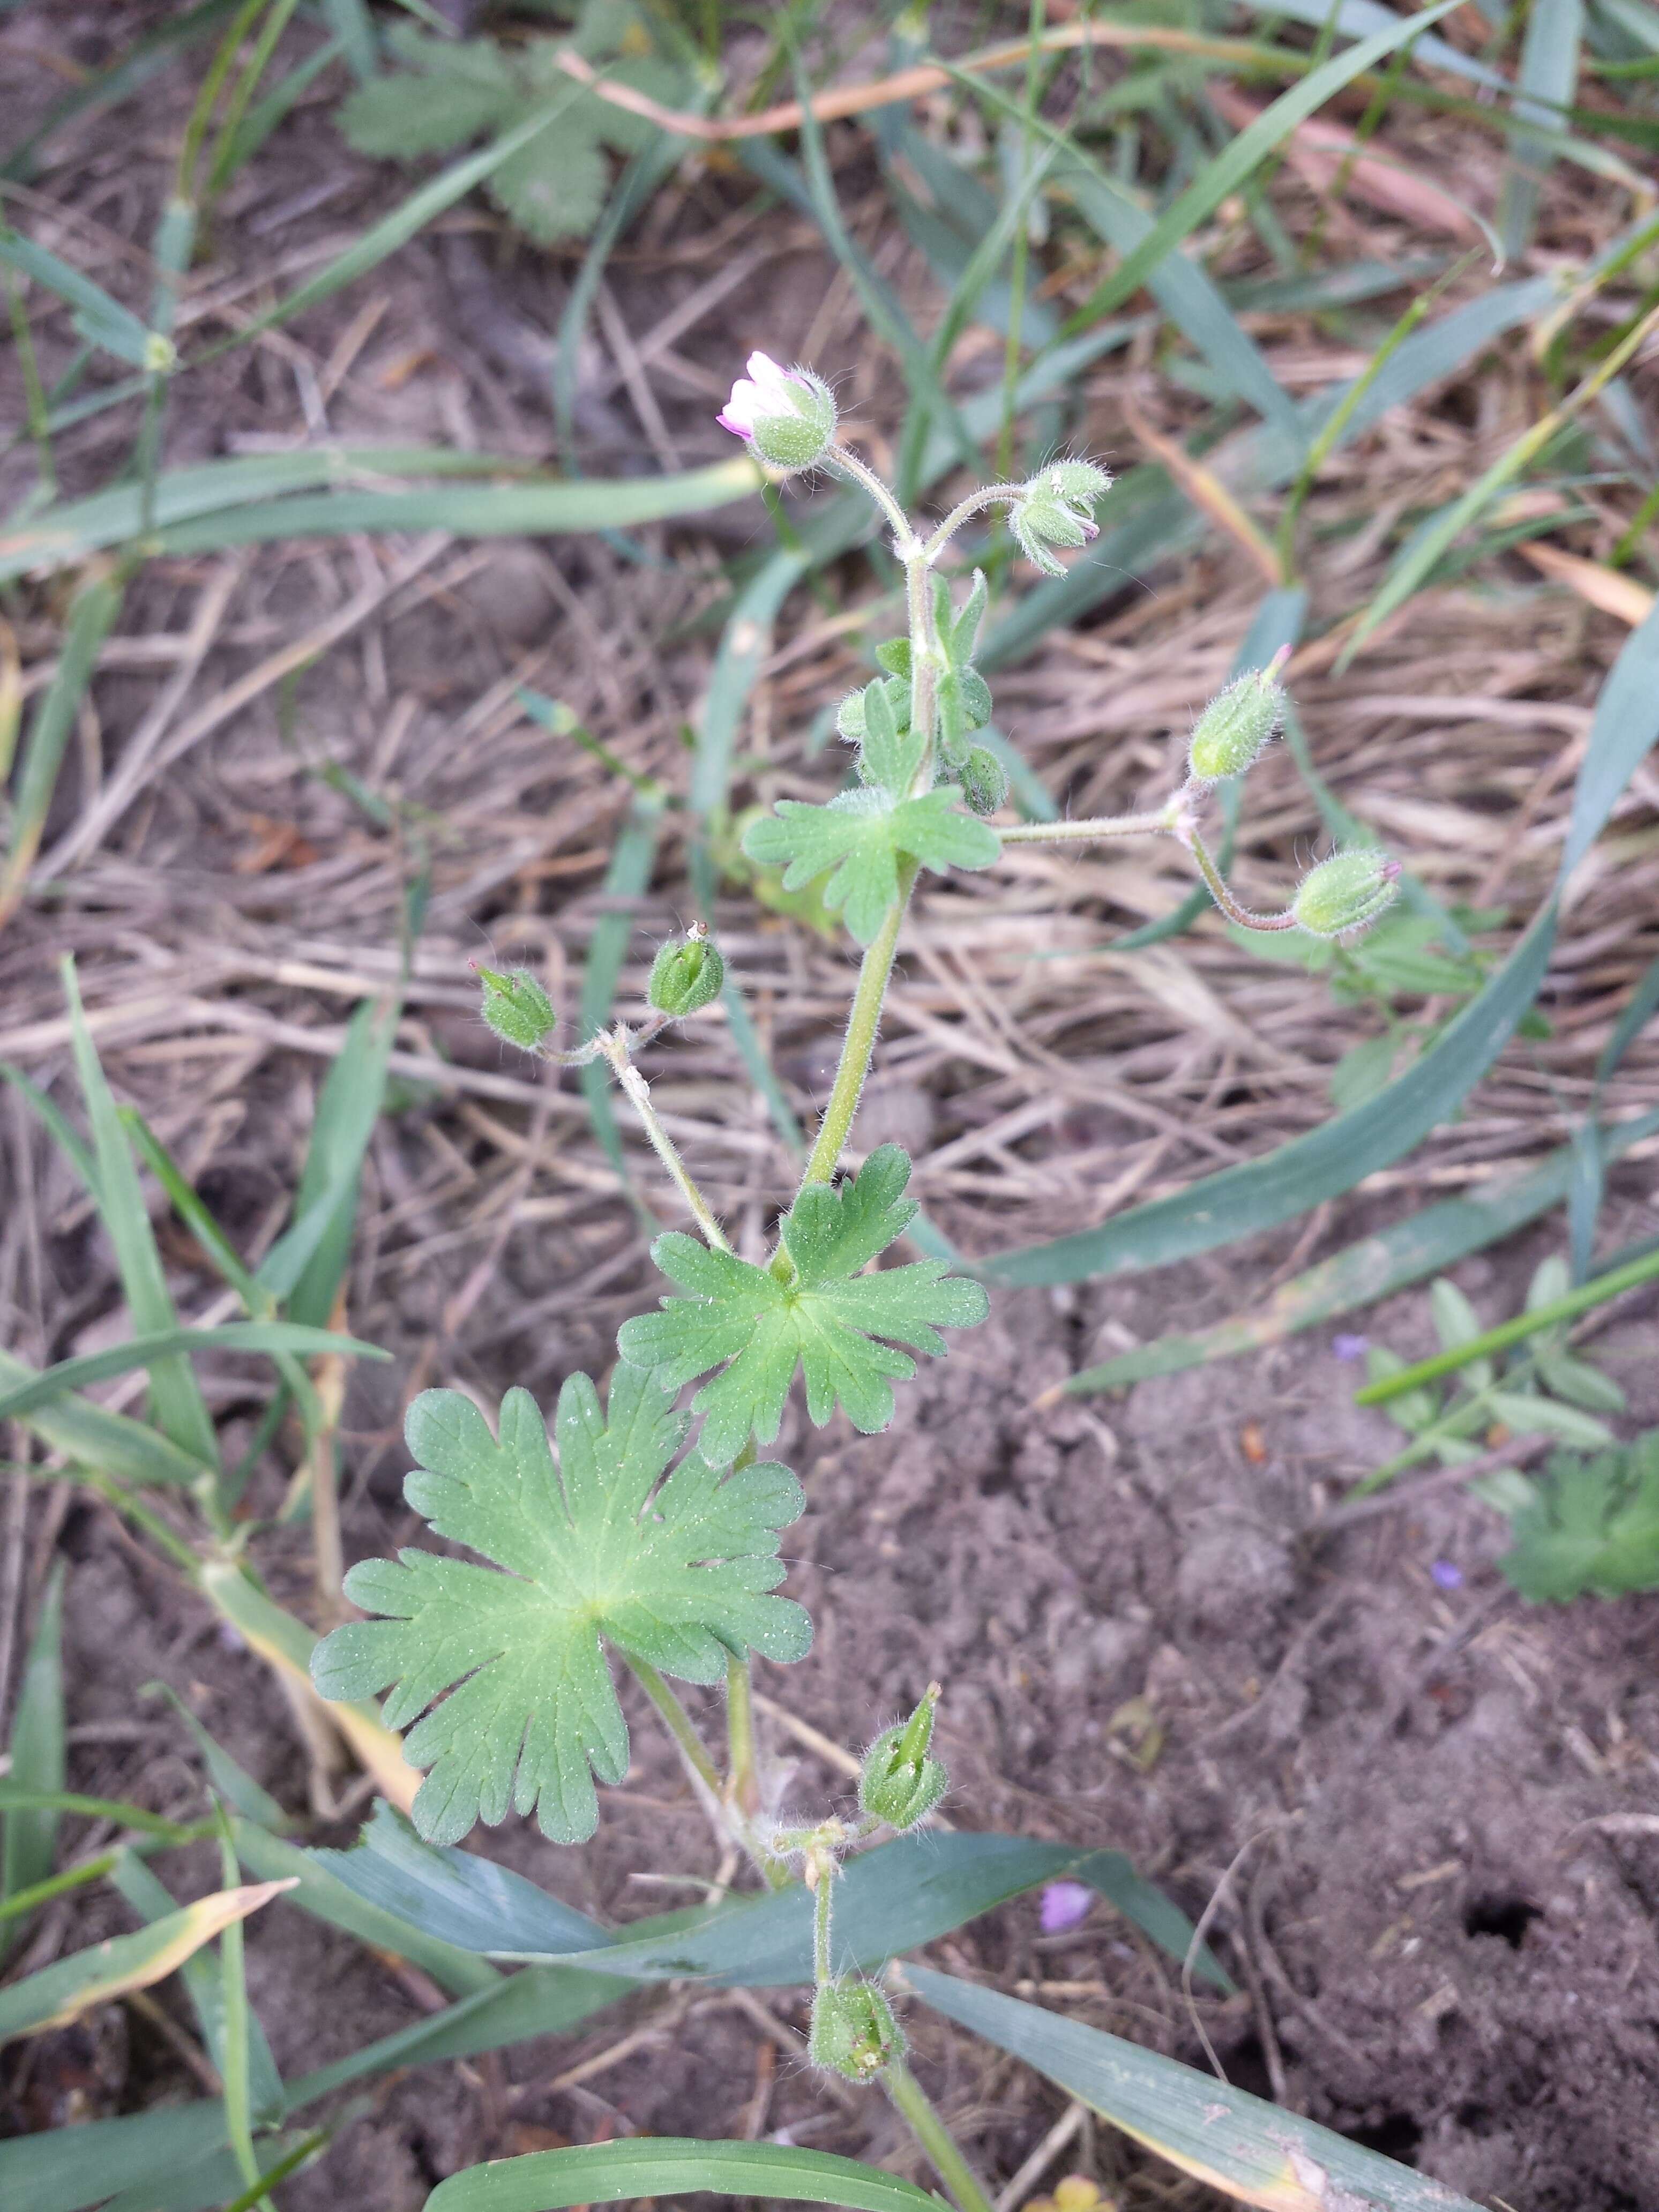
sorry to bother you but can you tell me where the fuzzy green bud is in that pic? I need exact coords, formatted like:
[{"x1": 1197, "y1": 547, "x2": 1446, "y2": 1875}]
[
  {"x1": 1009, "y1": 461, "x2": 1111, "y2": 576},
  {"x1": 1187, "y1": 660, "x2": 1285, "y2": 783},
  {"x1": 957, "y1": 747, "x2": 1008, "y2": 820},
  {"x1": 648, "y1": 922, "x2": 724, "y2": 1017},
  {"x1": 859, "y1": 1683, "x2": 948, "y2": 1830},
  {"x1": 809, "y1": 1978, "x2": 905, "y2": 2083},
  {"x1": 1291, "y1": 849, "x2": 1401, "y2": 938},
  {"x1": 474, "y1": 964, "x2": 556, "y2": 1051}
]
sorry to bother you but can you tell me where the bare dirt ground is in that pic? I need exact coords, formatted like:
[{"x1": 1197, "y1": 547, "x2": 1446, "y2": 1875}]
[{"x1": 3, "y1": 9, "x2": 1658, "y2": 2210}]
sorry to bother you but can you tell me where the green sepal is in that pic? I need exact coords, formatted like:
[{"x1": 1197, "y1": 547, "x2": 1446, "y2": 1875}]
[
  {"x1": 873, "y1": 638, "x2": 912, "y2": 681},
  {"x1": 1187, "y1": 668, "x2": 1283, "y2": 783},
  {"x1": 476, "y1": 965, "x2": 556, "y2": 1050},
  {"x1": 957, "y1": 746, "x2": 1008, "y2": 819},
  {"x1": 836, "y1": 675, "x2": 909, "y2": 747},
  {"x1": 860, "y1": 1684, "x2": 948, "y2": 1830},
  {"x1": 810, "y1": 1977, "x2": 906, "y2": 2082},
  {"x1": 945, "y1": 569, "x2": 988, "y2": 667},
  {"x1": 1291, "y1": 849, "x2": 1401, "y2": 938},
  {"x1": 748, "y1": 369, "x2": 837, "y2": 474},
  {"x1": 648, "y1": 927, "x2": 724, "y2": 1017}
]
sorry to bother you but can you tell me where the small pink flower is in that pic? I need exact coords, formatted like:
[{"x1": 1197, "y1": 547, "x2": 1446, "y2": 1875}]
[
  {"x1": 717, "y1": 352, "x2": 795, "y2": 442},
  {"x1": 1039, "y1": 1880, "x2": 1093, "y2": 1934}
]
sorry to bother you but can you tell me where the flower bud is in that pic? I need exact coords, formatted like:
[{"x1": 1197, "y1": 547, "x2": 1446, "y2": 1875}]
[
  {"x1": 1187, "y1": 661, "x2": 1284, "y2": 783},
  {"x1": 1291, "y1": 849, "x2": 1401, "y2": 938},
  {"x1": 716, "y1": 352, "x2": 836, "y2": 473},
  {"x1": 859, "y1": 1683, "x2": 948, "y2": 1830},
  {"x1": 474, "y1": 964, "x2": 556, "y2": 1051},
  {"x1": 648, "y1": 923, "x2": 724, "y2": 1017},
  {"x1": 1010, "y1": 461, "x2": 1111, "y2": 577},
  {"x1": 809, "y1": 1978, "x2": 905, "y2": 2083},
  {"x1": 837, "y1": 675, "x2": 909, "y2": 746},
  {"x1": 957, "y1": 747, "x2": 1008, "y2": 820}
]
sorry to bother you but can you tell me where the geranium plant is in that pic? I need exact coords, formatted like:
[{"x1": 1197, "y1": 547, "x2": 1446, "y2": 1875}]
[{"x1": 297, "y1": 357, "x2": 1445, "y2": 2212}]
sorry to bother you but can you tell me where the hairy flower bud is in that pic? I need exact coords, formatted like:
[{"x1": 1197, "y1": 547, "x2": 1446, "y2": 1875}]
[
  {"x1": 717, "y1": 352, "x2": 836, "y2": 472},
  {"x1": 859, "y1": 1683, "x2": 948, "y2": 1830},
  {"x1": 1291, "y1": 849, "x2": 1401, "y2": 938},
  {"x1": 648, "y1": 923, "x2": 724, "y2": 1017},
  {"x1": 1010, "y1": 460, "x2": 1111, "y2": 576},
  {"x1": 809, "y1": 1978, "x2": 905, "y2": 2083},
  {"x1": 474, "y1": 964, "x2": 556, "y2": 1051},
  {"x1": 1187, "y1": 661, "x2": 1285, "y2": 783},
  {"x1": 957, "y1": 746, "x2": 1008, "y2": 819}
]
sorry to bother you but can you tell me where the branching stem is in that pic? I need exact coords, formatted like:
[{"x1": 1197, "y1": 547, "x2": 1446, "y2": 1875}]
[
  {"x1": 1180, "y1": 827, "x2": 1298, "y2": 931},
  {"x1": 827, "y1": 442, "x2": 917, "y2": 551},
  {"x1": 604, "y1": 1032, "x2": 733, "y2": 1250},
  {"x1": 921, "y1": 485, "x2": 1023, "y2": 562}
]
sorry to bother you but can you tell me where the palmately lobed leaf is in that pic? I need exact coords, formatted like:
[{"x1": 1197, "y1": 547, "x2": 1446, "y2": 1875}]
[
  {"x1": 617, "y1": 1148, "x2": 990, "y2": 1467},
  {"x1": 311, "y1": 1369, "x2": 809, "y2": 1848},
  {"x1": 1500, "y1": 1430, "x2": 1659, "y2": 1602},
  {"x1": 742, "y1": 791, "x2": 1000, "y2": 946}
]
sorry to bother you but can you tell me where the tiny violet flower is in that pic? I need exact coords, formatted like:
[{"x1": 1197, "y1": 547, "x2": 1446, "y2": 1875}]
[
  {"x1": 1332, "y1": 1333, "x2": 1370, "y2": 1362},
  {"x1": 1039, "y1": 1879, "x2": 1093, "y2": 1934},
  {"x1": 716, "y1": 350, "x2": 836, "y2": 472},
  {"x1": 1430, "y1": 1559, "x2": 1464, "y2": 1590}
]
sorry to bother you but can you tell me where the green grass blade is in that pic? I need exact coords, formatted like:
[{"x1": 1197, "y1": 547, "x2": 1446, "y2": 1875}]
[
  {"x1": 202, "y1": 92, "x2": 587, "y2": 359},
  {"x1": 145, "y1": 1686, "x2": 290, "y2": 1832},
  {"x1": 122, "y1": 1109, "x2": 267, "y2": 1314},
  {"x1": 2, "y1": 0, "x2": 244, "y2": 180},
  {"x1": 1561, "y1": 596, "x2": 1659, "y2": 880},
  {"x1": 233, "y1": 1821, "x2": 499, "y2": 1998},
  {"x1": 427, "y1": 2141, "x2": 946, "y2": 2212},
  {"x1": 0, "y1": 1781, "x2": 201, "y2": 1842},
  {"x1": 0, "y1": 572, "x2": 123, "y2": 923},
  {"x1": 0, "y1": 1347, "x2": 214, "y2": 1486},
  {"x1": 1, "y1": 1563, "x2": 64, "y2": 1951},
  {"x1": 151, "y1": 462, "x2": 764, "y2": 558},
  {"x1": 1596, "y1": 954, "x2": 1659, "y2": 1092},
  {"x1": 270, "y1": 995, "x2": 401, "y2": 1324},
  {"x1": 0, "y1": 230, "x2": 159, "y2": 367},
  {"x1": 1056, "y1": 1102, "x2": 1659, "y2": 1395},
  {"x1": 1358, "y1": 1244, "x2": 1659, "y2": 1404},
  {"x1": 309, "y1": 1823, "x2": 1224, "y2": 1989},
  {"x1": 1500, "y1": 0, "x2": 1586, "y2": 254},
  {"x1": 318, "y1": 0, "x2": 376, "y2": 78},
  {"x1": 905, "y1": 1964, "x2": 1482, "y2": 2212},
  {"x1": 982, "y1": 906, "x2": 1559, "y2": 1287},
  {"x1": 0, "y1": 1063, "x2": 100, "y2": 1194},
  {"x1": 1060, "y1": 1, "x2": 1461, "y2": 335},
  {"x1": 0, "y1": 1880, "x2": 291, "y2": 2046},
  {"x1": 0, "y1": 1323, "x2": 384, "y2": 1425},
  {"x1": 213, "y1": 1810, "x2": 271, "y2": 2201},
  {"x1": 110, "y1": 1851, "x2": 285, "y2": 2128},
  {"x1": 61, "y1": 958, "x2": 219, "y2": 1467}
]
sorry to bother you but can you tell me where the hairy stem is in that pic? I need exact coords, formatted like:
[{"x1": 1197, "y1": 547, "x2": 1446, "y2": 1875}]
[
  {"x1": 797, "y1": 860, "x2": 918, "y2": 1190},
  {"x1": 827, "y1": 442, "x2": 917, "y2": 550},
  {"x1": 607, "y1": 1036, "x2": 733, "y2": 1250},
  {"x1": 999, "y1": 804, "x2": 1179, "y2": 846},
  {"x1": 812, "y1": 1856, "x2": 836, "y2": 1986},
  {"x1": 724, "y1": 1652, "x2": 761, "y2": 1815},
  {"x1": 884, "y1": 2060, "x2": 998, "y2": 2212},
  {"x1": 921, "y1": 484, "x2": 1023, "y2": 564},
  {"x1": 1180, "y1": 827, "x2": 1297, "y2": 931}
]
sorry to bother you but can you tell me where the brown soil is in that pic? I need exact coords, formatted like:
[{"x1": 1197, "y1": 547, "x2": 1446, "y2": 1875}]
[{"x1": 3, "y1": 9, "x2": 1658, "y2": 2212}]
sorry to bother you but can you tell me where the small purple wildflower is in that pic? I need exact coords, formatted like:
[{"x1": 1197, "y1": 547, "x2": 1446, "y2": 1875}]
[
  {"x1": 1430, "y1": 1559, "x2": 1464, "y2": 1591},
  {"x1": 1332, "y1": 1333, "x2": 1369, "y2": 1362},
  {"x1": 1040, "y1": 1880, "x2": 1093, "y2": 1935}
]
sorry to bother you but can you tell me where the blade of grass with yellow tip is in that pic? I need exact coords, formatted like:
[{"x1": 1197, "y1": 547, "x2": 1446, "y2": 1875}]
[
  {"x1": 199, "y1": 1561, "x2": 419, "y2": 1815},
  {"x1": 0, "y1": 1879, "x2": 295, "y2": 2045}
]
